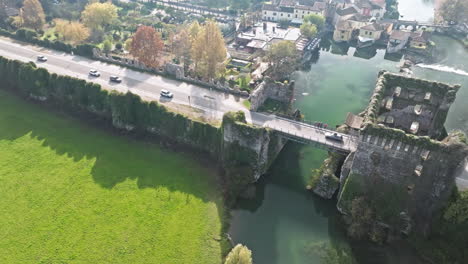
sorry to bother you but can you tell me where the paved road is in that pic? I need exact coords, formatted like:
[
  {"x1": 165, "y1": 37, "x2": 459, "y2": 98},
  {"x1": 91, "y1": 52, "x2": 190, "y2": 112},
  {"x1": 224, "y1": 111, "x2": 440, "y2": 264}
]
[{"x1": 0, "y1": 37, "x2": 358, "y2": 153}]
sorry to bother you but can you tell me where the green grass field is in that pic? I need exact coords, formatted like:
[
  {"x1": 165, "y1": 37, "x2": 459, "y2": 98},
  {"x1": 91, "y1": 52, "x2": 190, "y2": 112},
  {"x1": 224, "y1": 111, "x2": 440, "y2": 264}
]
[{"x1": 0, "y1": 89, "x2": 224, "y2": 264}]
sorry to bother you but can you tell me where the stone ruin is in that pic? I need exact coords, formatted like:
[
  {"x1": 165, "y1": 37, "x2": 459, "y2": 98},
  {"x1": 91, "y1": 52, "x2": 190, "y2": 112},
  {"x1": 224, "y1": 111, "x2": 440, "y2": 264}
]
[{"x1": 317, "y1": 71, "x2": 468, "y2": 239}]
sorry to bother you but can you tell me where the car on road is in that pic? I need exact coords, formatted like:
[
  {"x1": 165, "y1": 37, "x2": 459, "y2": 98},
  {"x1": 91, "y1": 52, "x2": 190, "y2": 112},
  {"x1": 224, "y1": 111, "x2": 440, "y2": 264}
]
[
  {"x1": 89, "y1": 69, "x2": 100, "y2": 77},
  {"x1": 37, "y1": 55, "x2": 47, "y2": 62},
  {"x1": 325, "y1": 132, "x2": 344, "y2": 143},
  {"x1": 109, "y1": 76, "x2": 122, "y2": 83},
  {"x1": 160, "y1": 89, "x2": 174, "y2": 99}
]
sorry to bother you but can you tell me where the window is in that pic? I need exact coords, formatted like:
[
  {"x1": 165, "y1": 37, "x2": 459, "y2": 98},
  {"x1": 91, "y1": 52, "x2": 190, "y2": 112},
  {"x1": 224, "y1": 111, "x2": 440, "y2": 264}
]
[
  {"x1": 302, "y1": 15, "x2": 304, "y2": 18},
  {"x1": 419, "y1": 43, "x2": 423, "y2": 47},
  {"x1": 341, "y1": 30, "x2": 345, "y2": 33},
  {"x1": 295, "y1": 14, "x2": 298, "y2": 18},
  {"x1": 288, "y1": 14, "x2": 290, "y2": 17},
  {"x1": 264, "y1": 11, "x2": 267, "y2": 14},
  {"x1": 341, "y1": 35, "x2": 345, "y2": 39},
  {"x1": 369, "y1": 32, "x2": 373, "y2": 36},
  {"x1": 273, "y1": 12, "x2": 277, "y2": 16},
  {"x1": 281, "y1": 13, "x2": 283, "y2": 16}
]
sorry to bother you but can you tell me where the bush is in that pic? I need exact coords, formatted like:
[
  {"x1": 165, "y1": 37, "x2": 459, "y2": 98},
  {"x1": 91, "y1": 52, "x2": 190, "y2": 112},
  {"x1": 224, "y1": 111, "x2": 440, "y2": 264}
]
[{"x1": 224, "y1": 244, "x2": 252, "y2": 264}]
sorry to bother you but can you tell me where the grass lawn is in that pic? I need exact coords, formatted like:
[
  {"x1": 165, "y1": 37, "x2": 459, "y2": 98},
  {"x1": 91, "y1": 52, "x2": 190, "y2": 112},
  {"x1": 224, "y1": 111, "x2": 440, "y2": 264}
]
[{"x1": 0, "y1": 89, "x2": 224, "y2": 264}]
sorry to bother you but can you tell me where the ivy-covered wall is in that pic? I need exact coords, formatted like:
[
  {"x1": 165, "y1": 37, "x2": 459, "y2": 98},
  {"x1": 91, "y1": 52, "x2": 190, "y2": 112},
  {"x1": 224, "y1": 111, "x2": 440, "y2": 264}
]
[{"x1": 0, "y1": 56, "x2": 287, "y2": 200}]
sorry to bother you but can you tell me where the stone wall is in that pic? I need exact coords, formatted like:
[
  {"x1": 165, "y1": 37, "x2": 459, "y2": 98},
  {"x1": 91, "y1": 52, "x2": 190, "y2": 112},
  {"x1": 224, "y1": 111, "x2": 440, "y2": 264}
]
[
  {"x1": 249, "y1": 78, "x2": 295, "y2": 111},
  {"x1": 220, "y1": 113, "x2": 287, "y2": 182},
  {"x1": 92, "y1": 49, "x2": 249, "y2": 97},
  {"x1": 337, "y1": 131, "x2": 468, "y2": 236}
]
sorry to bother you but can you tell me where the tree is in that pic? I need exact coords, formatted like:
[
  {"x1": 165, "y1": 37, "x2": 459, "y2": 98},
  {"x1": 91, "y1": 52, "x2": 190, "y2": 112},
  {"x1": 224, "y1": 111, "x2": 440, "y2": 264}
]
[
  {"x1": 81, "y1": 2, "x2": 117, "y2": 31},
  {"x1": 230, "y1": 0, "x2": 250, "y2": 11},
  {"x1": 278, "y1": 19, "x2": 290, "y2": 29},
  {"x1": 102, "y1": 39, "x2": 112, "y2": 54},
  {"x1": 54, "y1": 19, "x2": 90, "y2": 44},
  {"x1": 191, "y1": 20, "x2": 227, "y2": 80},
  {"x1": 300, "y1": 23, "x2": 317, "y2": 39},
  {"x1": 130, "y1": 25, "x2": 164, "y2": 68},
  {"x1": 224, "y1": 244, "x2": 252, "y2": 264},
  {"x1": 439, "y1": 0, "x2": 468, "y2": 24},
  {"x1": 20, "y1": 0, "x2": 46, "y2": 30},
  {"x1": 0, "y1": 0, "x2": 8, "y2": 28},
  {"x1": 266, "y1": 40, "x2": 298, "y2": 80},
  {"x1": 303, "y1": 14, "x2": 325, "y2": 30},
  {"x1": 124, "y1": 38, "x2": 132, "y2": 51},
  {"x1": 172, "y1": 28, "x2": 191, "y2": 66}
]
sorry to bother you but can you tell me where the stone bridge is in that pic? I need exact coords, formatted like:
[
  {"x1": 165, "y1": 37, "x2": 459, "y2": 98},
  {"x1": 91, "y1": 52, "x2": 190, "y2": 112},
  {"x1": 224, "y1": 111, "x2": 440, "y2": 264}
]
[
  {"x1": 262, "y1": 117, "x2": 359, "y2": 154},
  {"x1": 393, "y1": 20, "x2": 449, "y2": 31}
]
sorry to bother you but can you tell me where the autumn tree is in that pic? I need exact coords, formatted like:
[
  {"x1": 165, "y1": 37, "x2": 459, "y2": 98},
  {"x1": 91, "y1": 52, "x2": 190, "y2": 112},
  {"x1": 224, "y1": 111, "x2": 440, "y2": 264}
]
[
  {"x1": 172, "y1": 28, "x2": 191, "y2": 66},
  {"x1": 300, "y1": 23, "x2": 317, "y2": 39},
  {"x1": 81, "y1": 2, "x2": 117, "y2": 31},
  {"x1": 20, "y1": 0, "x2": 45, "y2": 30},
  {"x1": 266, "y1": 40, "x2": 298, "y2": 80},
  {"x1": 54, "y1": 19, "x2": 90, "y2": 44},
  {"x1": 130, "y1": 25, "x2": 164, "y2": 68},
  {"x1": 224, "y1": 244, "x2": 252, "y2": 264},
  {"x1": 191, "y1": 20, "x2": 227, "y2": 80}
]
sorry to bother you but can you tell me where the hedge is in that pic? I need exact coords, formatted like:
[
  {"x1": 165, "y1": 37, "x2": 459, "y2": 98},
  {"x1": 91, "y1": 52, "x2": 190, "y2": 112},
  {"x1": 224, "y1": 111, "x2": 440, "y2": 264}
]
[
  {"x1": 0, "y1": 28, "x2": 96, "y2": 58},
  {"x1": 0, "y1": 55, "x2": 221, "y2": 154}
]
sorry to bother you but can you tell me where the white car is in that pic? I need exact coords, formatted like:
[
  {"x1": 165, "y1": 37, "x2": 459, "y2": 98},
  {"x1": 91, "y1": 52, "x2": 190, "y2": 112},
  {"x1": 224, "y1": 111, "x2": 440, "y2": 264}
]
[
  {"x1": 37, "y1": 55, "x2": 47, "y2": 62},
  {"x1": 160, "y1": 89, "x2": 174, "y2": 98},
  {"x1": 89, "y1": 69, "x2": 101, "y2": 77}
]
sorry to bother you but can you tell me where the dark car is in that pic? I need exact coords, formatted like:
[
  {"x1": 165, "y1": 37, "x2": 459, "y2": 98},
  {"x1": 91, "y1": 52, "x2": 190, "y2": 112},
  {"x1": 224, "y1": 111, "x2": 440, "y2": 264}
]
[
  {"x1": 109, "y1": 76, "x2": 122, "y2": 83},
  {"x1": 37, "y1": 55, "x2": 47, "y2": 62},
  {"x1": 325, "y1": 132, "x2": 344, "y2": 143}
]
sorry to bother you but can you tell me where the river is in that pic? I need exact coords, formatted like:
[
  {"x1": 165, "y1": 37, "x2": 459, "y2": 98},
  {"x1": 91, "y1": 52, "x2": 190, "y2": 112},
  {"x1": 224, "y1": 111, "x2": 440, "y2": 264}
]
[{"x1": 229, "y1": 0, "x2": 468, "y2": 263}]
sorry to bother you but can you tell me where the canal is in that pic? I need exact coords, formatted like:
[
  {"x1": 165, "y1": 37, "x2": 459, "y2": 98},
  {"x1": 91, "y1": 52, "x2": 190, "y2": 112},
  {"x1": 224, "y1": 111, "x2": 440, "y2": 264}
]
[{"x1": 229, "y1": 0, "x2": 468, "y2": 263}]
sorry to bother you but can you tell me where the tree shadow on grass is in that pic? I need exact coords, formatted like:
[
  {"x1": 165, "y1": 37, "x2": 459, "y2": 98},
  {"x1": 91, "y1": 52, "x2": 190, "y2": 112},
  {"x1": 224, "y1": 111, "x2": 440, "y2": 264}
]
[{"x1": 0, "y1": 90, "x2": 221, "y2": 204}]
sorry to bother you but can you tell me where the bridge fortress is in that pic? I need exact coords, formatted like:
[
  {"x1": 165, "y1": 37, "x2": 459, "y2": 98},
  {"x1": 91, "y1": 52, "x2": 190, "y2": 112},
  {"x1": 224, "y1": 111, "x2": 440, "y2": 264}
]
[{"x1": 311, "y1": 71, "x2": 468, "y2": 239}]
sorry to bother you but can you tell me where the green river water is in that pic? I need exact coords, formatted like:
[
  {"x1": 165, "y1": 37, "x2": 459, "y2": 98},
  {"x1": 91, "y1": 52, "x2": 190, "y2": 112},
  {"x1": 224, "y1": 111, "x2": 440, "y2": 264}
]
[{"x1": 229, "y1": 0, "x2": 468, "y2": 263}]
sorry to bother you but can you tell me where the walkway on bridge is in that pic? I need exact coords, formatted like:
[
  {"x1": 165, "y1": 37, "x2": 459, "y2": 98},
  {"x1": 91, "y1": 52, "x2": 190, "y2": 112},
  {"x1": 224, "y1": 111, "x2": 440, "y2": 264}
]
[{"x1": 251, "y1": 114, "x2": 359, "y2": 154}]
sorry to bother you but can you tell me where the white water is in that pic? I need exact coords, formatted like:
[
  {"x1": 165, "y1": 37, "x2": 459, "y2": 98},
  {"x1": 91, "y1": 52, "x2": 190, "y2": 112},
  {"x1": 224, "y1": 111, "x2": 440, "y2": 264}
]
[{"x1": 416, "y1": 64, "x2": 468, "y2": 76}]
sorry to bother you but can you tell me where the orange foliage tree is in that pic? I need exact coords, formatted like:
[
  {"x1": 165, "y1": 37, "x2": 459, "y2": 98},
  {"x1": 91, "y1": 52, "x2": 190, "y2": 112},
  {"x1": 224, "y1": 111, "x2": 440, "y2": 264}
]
[{"x1": 130, "y1": 26, "x2": 164, "y2": 68}]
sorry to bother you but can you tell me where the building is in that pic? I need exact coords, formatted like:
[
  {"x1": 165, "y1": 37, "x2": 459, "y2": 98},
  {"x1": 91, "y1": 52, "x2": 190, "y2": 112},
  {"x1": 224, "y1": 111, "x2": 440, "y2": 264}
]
[
  {"x1": 387, "y1": 30, "x2": 411, "y2": 53},
  {"x1": 357, "y1": 22, "x2": 385, "y2": 47},
  {"x1": 354, "y1": 0, "x2": 386, "y2": 19},
  {"x1": 262, "y1": 0, "x2": 327, "y2": 24},
  {"x1": 333, "y1": 19, "x2": 368, "y2": 42},
  {"x1": 409, "y1": 30, "x2": 431, "y2": 50},
  {"x1": 332, "y1": 6, "x2": 359, "y2": 26},
  {"x1": 235, "y1": 22, "x2": 302, "y2": 54},
  {"x1": 333, "y1": 20, "x2": 355, "y2": 42}
]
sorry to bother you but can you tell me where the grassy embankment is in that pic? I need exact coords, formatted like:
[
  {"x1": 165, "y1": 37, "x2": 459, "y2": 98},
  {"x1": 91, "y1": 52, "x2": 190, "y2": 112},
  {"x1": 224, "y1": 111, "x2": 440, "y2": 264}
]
[{"x1": 0, "y1": 89, "x2": 224, "y2": 264}]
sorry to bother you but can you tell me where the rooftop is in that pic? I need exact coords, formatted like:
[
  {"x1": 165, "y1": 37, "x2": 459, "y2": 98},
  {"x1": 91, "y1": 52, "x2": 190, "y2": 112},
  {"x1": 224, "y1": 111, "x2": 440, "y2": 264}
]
[{"x1": 390, "y1": 30, "x2": 411, "y2": 41}]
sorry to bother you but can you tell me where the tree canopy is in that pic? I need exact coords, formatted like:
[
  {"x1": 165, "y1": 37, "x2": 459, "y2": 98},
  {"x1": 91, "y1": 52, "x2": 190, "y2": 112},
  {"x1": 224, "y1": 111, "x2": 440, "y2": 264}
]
[
  {"x1": 439, "y1": 0, "x2": 468, "y2": 24},
  {"x1": 130, "y1": 25, "x2": 164, "y2": 68},
  {"x1": 303, "y1": 14, "x2": 325, "y2": 30},
  {"x1": 81, "y1": 2, "x2": 118, "y2": 30},
  {"x1": 54, "y1": 19, "x2": 90, "y2": 44},
  {"x1": 191, "y1": 20, "x2": 227, "y2": 80},
  {"x1": 224, "y1": 244, "x2": 252, "y2": 264},
  {"x1": 300, "y1": 23, "x2": 317, "y2": 39},
  {"x1": 266, "y1": 40, "x2": 298, "y2": 80},
  {"x1": 20, "y1": 0, "x2": 46, "y2": 30}
]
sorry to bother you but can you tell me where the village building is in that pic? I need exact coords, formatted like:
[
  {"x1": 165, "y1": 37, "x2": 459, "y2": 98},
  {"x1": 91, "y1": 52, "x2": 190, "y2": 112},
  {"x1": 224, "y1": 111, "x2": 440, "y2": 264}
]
[
  {"x1": 262, "y1": 0, "x2": 327, "y2": 24},
  {"x1": 387, "y1": 30, "x2": 411, "y2": 53},
  {"x1": 357, "y1": 22, "x2": 392, "y2": 47},
  {"x1": 333, "y1": 19, "x2": 368, "y2": 42},
  {"x1": 409, "y1": 30, "x2": 432, "y2": 50},
  {"x1": 235, "y1": 22, "x2": 302, "y2": 55}
]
